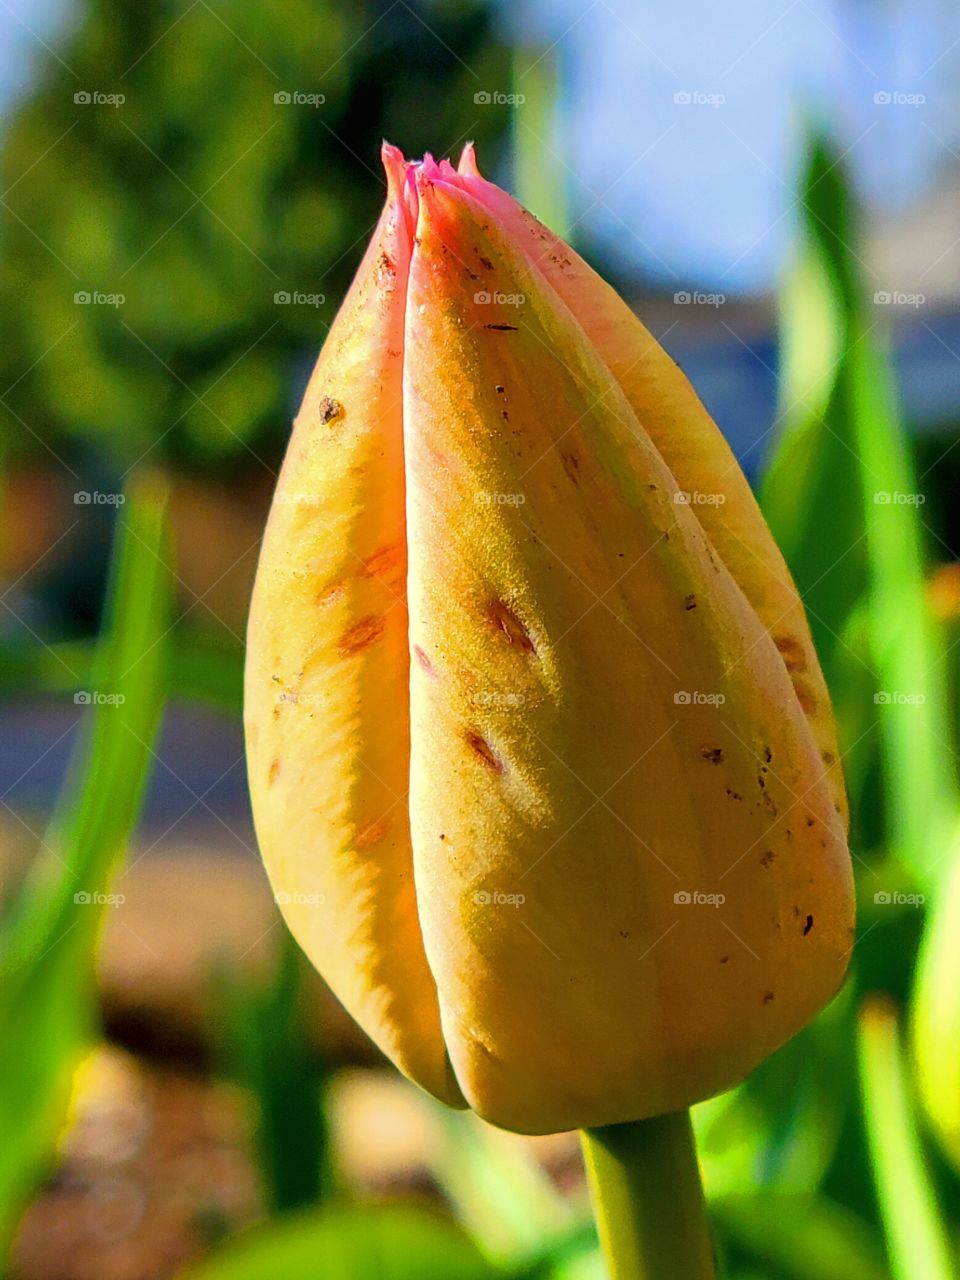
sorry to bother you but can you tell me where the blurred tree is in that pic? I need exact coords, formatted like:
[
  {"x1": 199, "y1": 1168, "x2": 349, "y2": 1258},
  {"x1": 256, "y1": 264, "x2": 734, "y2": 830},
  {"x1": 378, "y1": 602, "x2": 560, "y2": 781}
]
[{"x1": 0, "y1": 0, "x2": 513, "y2": 478}]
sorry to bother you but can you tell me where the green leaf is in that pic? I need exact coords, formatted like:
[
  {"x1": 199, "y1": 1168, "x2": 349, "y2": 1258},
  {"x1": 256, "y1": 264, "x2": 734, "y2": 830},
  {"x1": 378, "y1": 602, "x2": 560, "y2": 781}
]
[
  {"x1": 177, "y1": 1203, "x2": 509, "y2": 1280},
  {"x1": 715, "y1": 1191, "x2": 890, "y2": 1280},
  {"x1": 0, "y1": 471, "x2": 171, "y2": 1253},
  {"x1": 211, "y1": 931, "x2": 335, "y2": 1214},
  {"x1": 424, "y1": 1104, "x2": 574, "y2": 1263},
  {"x1": 858, "y1": 998, "x2": 956, "y2": 1280},
  {"x1": 761, "y1": 132, "x2": 956, "y2": 889}
]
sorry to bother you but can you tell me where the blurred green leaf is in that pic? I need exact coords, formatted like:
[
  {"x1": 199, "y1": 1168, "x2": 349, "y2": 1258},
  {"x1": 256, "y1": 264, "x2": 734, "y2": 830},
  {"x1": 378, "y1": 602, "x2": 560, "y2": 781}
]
[
  {"x1": 424, "y1": 1104, "x2": 575, "y2": 1264},
  {"x1": 0, "y1": 628, "x2": 242, "y2": 714},
  {"x1": 212, "y1": 931, "x2": 334, "y2": 1214},
  {"x1": 512, "y1": 46, "x2": 569, "y2": 239},
  {"x1": 716, "y1": 1191, "x2": 890, "y2": 1280},
  {"x1": 911, "y1": 832, "x2": 960, "y2": 1170},
  {"x1": 761, "y1": 131, "x2": 956, "y2": 890},
  {"x1": 858, "y1": 998, "x2": 956, "y2": 1280},
  {"x1": 177, "y1": 1203, "x2": 510, "y2": 1280},
  {"x1": 0, "y1": 471, "x2": 170, "y2": 1253}
]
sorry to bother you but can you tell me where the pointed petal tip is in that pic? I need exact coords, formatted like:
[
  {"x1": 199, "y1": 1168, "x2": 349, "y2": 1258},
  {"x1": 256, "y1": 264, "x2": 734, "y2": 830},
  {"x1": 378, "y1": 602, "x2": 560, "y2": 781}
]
[
  {"x1": 381, "y1": 141, "x2": 408, "y2": 201},
  {"x1": 457, "y1": 141, "x2": 481, "y2": 178}
]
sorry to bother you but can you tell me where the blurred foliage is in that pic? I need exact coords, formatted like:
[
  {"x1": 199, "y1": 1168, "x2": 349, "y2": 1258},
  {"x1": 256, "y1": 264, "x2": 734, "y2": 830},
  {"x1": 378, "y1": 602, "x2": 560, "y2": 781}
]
[
  {"x1": 177, "y1": 1203, "x2": 512, "y2": 1280},
  {"x1": 0, "y1": 470, "x2": 171, "y2": 1253},
  {"x1": 0, "y1": 0, "x2": 513, "y2": 479},
  {"x1": 213, "y1": 931, "x2": 336, "y2": 1215}
]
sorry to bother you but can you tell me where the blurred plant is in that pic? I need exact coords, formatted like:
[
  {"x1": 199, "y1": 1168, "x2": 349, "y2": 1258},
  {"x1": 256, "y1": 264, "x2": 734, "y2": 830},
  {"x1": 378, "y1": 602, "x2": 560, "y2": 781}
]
[
  {"x1": 212, "y1": 930, "x2": 336, "y2": 1215},
  {"x1": 0, "y1": 0, "x2": 513, "y2": 478},
  {"x1": 0, "y1": 471, "x2": 170, "y2": 1255}
]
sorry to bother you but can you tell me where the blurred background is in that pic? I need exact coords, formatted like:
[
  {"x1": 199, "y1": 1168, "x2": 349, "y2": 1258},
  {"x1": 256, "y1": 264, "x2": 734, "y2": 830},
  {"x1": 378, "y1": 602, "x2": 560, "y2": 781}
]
[{"x1": 3, "y1": 1, "x2": 960, "y2": 1278}]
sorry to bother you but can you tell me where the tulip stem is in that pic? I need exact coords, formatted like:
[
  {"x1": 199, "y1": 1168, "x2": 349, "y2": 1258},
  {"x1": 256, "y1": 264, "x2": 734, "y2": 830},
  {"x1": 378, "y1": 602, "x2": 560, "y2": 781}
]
[{"x1": 580, "y1": 1110, "x2": 716, "y2": 1280}]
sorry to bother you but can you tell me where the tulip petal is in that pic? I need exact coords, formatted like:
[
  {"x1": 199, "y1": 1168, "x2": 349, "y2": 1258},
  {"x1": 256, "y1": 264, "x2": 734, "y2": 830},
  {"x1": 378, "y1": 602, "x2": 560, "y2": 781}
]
[
  {"x1": 403, "y1": 174, "x2": 853, "y2": 1133},
  {"x1": 455, "y1": 143, "x2": 847, "y2": 830},
  {"x1": 245, "y1": 148, "x2": 463, "y2": 1107}
]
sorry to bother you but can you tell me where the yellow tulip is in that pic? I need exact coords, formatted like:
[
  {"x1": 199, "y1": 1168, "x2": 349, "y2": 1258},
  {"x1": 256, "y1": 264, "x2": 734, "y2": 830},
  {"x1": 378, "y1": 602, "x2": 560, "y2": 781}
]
[{"x1": 244, "y1": 143, "x2": 854, "y2": 1138}]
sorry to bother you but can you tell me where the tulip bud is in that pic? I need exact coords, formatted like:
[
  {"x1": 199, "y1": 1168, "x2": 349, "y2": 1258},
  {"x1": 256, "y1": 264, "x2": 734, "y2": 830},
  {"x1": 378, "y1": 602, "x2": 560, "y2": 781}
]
[{"x1": 245, "y1": 144, "x2": 855, "y2": 1135}]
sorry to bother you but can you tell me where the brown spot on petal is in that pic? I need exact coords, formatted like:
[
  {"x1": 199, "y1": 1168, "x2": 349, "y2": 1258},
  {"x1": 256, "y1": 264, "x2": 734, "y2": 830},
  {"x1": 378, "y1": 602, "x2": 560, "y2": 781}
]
[
  {"x1": 488, "y1": 600, "x2": 536, "y2": 654},
  {"x1": 684, "y1": 594, "x2": 697, "y2": 610},
  {"x1": 763, "y1": 991, "x2": 775, "y2": 1005},
  {"x1": 315, "y1": 580, "x2": 346, "y2": 606},
  {"x1": 793, "y1": 678, "x2": 818, "y2": 715},
  {"x1": 760, "y1": 850, "x2": 776, "y2": 868},
  {"x1": 318, "y1": 396, "x2": 344, "y2": 425},
  {"x1": 484, "y1": 323, "x2": 518, "y2": 331},
  {"x1": 268, "y1": 759, "x2": 281, "y2": 786},
  {"x1": 362, "y1": 542, "x2": 404, "y2": 589},
  {"x1": 803, "y1": 914, "x2": 814, "y2": 936},
  {"x1": 357, "y1": 817, "x2": 390, "y2": 849},
  {"x1": 466, "y1": 732, "x2": 504, "y2": 773},
  {"x1": 774, "y1": 634, "x2": 807, "y2": 673},
  {"x1": 701, "y1": 747, "x2": 724, "y2": 764},
  {"x1": 561, "y1": 452, "x2": 581, "y2": 485},
  {"x1": 413, "y1": 644, "x2": 435, "y2": 676},
  {"x1": 338, "y1": 615, "x2": 384, "y2": 656}
]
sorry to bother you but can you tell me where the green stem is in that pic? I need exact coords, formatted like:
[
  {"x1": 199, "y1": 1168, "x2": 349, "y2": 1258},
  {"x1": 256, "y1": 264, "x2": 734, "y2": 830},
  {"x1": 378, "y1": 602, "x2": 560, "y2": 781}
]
[{"x1": 580, "y1": 1110, "x2": 716, "y2": 1280}]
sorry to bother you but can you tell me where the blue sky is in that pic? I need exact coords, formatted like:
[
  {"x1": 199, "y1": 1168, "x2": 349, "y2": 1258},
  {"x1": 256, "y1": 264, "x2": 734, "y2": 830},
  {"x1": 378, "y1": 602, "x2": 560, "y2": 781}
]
[{"x1": 510, "y1": 0, "x2": 960, "y2": 291}]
